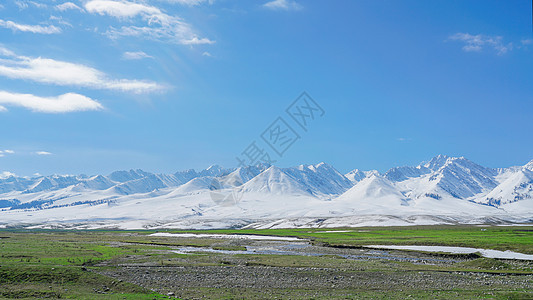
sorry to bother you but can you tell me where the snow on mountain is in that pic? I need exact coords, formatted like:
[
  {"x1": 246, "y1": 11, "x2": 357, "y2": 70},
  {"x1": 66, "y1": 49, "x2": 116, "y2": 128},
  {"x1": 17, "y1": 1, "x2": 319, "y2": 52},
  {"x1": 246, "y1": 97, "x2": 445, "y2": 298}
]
[
  {"x1": 391, "y1": 155, "x2": 498, "y2": 201},
  {"x1": 476, "y1": 169, "x2": 533, "y2": 206},
  {"x1": 72, "y1": 175, "x2": 115, "y2": 191},
  {"x1": 113, "y1": 174, "x2": 169, "y2": 195},
  {"x1": 525, "y1": 160, "x2": 533, "y2": 171},
  {"x1": 345, "y1": 169, "x2": 366, "y2": 183},
  {"x1": 173, "y1": 169, "x2": 199, "y2": 184},
  {"x1": 199, "y1": 164, "x2": 231, "y2": 177},
  {"x1": 171, "y1": 176, "x2": 214, "y2": 195},
  {"x1": 108, "y1": 169, "x2": 150, "y2": 183},
  {"x1": 426, "y1": 156, "x2": 498, "y2": 199},
  {"x1": 23, "y1": 175, "x2": 81, "y2": 194},
  {"x1": 0, "y1": 176, "x2": 35, "y2": 193},
  {"x1": 283, "y1": 162, "x2": 353, "y2": 196},
  {"x1": 240, "y1": 166, "x2": 313, "y2": 196},
  {"x1": 422, "y1": 154, "x2": 451, "y2": 171},
  {"x1": 384, "y1": 166, "x2": 430, "y2": 182},
  {"x1": 1, "y1": 155, "x2": 533, "y2": 229},
  {"x1": 334, "y1": 175, "x2": 409, "y2": 214},
  {"x1": 345, "y1": 169, "x2": 379, "y2": 183},
  {"x1": 219, "y1": 164, "x2": 269, "y2": 188}
]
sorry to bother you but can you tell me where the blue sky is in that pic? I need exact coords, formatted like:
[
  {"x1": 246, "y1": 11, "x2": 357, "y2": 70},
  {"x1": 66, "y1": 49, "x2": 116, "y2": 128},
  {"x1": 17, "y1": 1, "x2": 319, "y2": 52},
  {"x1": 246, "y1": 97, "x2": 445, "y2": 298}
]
[{"x1": 0, "y1": 0, "x2": 532, "y2": 176}]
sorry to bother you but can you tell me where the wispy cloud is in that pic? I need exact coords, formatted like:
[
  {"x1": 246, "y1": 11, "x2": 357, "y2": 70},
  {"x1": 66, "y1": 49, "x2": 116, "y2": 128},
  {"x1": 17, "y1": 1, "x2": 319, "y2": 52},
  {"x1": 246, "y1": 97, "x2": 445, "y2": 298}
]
[
  {"x1": 85, "y1": 0, "x2": 215, "y2": 45},
  {"x1": 15, "y1": 1, "x2": 28, "y2": 10},
  {"x1": 56, "y1": 2, "x2": 84, "y2": 12},
  {"x1": 0, "y1": 19, "x2": 61, "y2": 34},
  {"x1": 180, "y1": 37, "x2": 216, "y2": 45},
  {"x1": 448, "y1": 33, "x2": 512, "y2": 55},
  {"x1": 15, "y1": 1, "x2": 47, "y2": 9},
  {"x1": 0, "y1": 149, "x2": 15, "y2": 157},
  {"x1": 161, "y1": 0, "x2": 212, "y2": 5},
  {"x1": 35, "y1": 151, "x2": 52, "y2": 155},
  {"x1": 263, "y1": 0, "x2": 302, "y2": 11},
  {"x1": 29, "y1": 1, "x2": 47, "y2": 9},
  {"x1": 521, "y1": 39, "x2": 533, "y2": 46},
  {"x1": 0, "y1": 91, "x2": 103, "y2": 113},
  {"x1": 202, "y1": 51, "x2": 212, "y2": 57},
  {"x1": 396, "y1": 137, "x2": 412, "y2": 142},
  {"x1": 85, "y1": 0, "x2": 162, "y2": 19},
  {"x1": 122, "y1": 51, "x2": 153, "y2": 60},
  {"x1": 49, "y1": 16, "x2": 73, "y2": 28},
  {"x1": 0, "y1": 48, "x2": 164, "y2": 93}
]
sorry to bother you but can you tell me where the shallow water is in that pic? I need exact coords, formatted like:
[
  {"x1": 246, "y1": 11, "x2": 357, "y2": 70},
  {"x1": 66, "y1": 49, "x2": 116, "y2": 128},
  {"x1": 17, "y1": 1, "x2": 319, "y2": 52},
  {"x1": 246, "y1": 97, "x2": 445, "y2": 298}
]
[
  {"x1": 365, "y1": 245, "x2": 533, "y2": 260},
  {"x1": 149, "y1": 232, "x2": 303, "y2": 241},
  {"x1": 171, "y1": 241, "x2": 456, "y2": 264}
]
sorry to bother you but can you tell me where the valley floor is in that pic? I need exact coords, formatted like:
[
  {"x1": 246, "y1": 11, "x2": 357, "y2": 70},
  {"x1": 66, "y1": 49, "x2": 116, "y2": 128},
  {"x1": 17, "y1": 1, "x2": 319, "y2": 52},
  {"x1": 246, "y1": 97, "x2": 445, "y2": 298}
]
[{"x1": 0, "y1": 225, "x2": 532, "y2": 299}]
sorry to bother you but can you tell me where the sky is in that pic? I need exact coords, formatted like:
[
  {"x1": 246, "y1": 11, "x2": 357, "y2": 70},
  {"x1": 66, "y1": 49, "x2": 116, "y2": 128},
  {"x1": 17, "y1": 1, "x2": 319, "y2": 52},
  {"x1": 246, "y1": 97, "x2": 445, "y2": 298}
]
[{"x1": 0, "y1": 0, "x2": 532, "y2": 177}]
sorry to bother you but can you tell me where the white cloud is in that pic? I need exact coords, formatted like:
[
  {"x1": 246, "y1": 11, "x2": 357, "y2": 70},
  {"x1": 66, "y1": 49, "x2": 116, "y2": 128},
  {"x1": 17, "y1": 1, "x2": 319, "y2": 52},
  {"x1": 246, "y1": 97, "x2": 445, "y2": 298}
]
[
  {"x1": 29, "y1": 1, "x2": 47, "y2": 9},
  {"x1": 123, "y1": 51, "x2": 153, "y2": 60},
  {"x1": 263, "y1": 0, "x2": 302, "y2": 11},
  {"x1": 85, "y1": 0, "x2": 162, "y2": 19},
  {"x1": 56, "y1": 2, "x2": 84, "y2": 12},
  {"x1": 202, "y1": 51, "x2": 212, "y2": 57},
  {"x1": 161, "y1": 0, "x2": 212, "y2": 5},
  {"x1": 0, "y1": 48, "x2": 164, "y2": 93},
  {"x1": 0, "y1": 47, "x2": 15, "y2": 57},
  {"x1": 85, "y1": 0, "x2": 214, "y2": 45},
  {"x1": 0, "y1": 91, "x2": 103, "y2": 113},
  {"x1": 180, "y1": 36, "x2": 215, "y2": 45},
  {"x1": 15, "y1": 1, "x2": 28, "y2": 9},
  {"x1": 0, "y1": 19, "x2": 61, "y2": 34},
  {"x1": 521, "y1": 39, "x2": 533, "y2": 45},
  {"x1": 35, "y1": 151, "x2": 52, "y2": 155},
  {"x1": 0, "y1": 150, "x2": 15, "y2": 155},
  {"x1": 49, "y1": 16, "x2": 73, "y2": 28},
  {"x1": 0, "y1": 105, "x2": 6, "y2": 112},
  {"x1": 449, "y1": 33, "x2": 512, "y2": 55},
  {"x1": 15, "y1": 1, "x2": 47, "y2": 9}
]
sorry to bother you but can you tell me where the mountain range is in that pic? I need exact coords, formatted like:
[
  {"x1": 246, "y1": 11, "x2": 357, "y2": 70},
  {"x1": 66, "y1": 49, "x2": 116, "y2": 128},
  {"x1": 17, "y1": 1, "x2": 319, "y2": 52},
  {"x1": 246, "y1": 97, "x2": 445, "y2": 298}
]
[{"x1": 1, "y1": 155, "x2": 532, "y2": 229}]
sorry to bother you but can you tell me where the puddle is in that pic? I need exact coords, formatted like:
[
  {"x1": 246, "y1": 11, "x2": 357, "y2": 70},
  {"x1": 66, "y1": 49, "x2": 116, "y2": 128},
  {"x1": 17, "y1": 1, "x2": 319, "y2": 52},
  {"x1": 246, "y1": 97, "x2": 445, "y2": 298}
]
[
  {"x1": 365, "y1": 245, "x2": 533, "y2": 261},
  {"x1": 149, "y1": 232, "x2": 303, "y2": 241}
]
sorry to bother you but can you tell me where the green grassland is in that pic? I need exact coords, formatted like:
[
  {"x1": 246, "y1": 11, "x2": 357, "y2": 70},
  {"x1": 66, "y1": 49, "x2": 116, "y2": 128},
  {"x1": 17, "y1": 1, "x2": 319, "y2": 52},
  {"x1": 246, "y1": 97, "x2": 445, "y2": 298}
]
[{"x1": 0, "y1": 225, "x2": 531, "y2": 299}]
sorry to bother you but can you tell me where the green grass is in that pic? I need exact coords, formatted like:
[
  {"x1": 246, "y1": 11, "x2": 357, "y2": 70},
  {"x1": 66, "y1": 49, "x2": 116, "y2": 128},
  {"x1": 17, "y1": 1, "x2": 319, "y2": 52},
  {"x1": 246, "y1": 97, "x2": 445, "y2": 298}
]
[
  {"x1": 0, "y1": 231, "x2": 172, "y2": 299},
  {"x1": 0, "y1": 225, "x2": 532, "y2": 299},
  {"x1": 0, "y1": 265, "x2": 169, "y2": 299}
]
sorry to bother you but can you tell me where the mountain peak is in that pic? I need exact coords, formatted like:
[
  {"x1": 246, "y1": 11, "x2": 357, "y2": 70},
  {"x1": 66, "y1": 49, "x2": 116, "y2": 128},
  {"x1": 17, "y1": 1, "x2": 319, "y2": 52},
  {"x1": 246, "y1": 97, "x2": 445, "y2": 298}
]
[
  {"x1": 206, "y1": 164, "x2": 222, "y2": 171},
  {"x1": 0, "y1": 171, "x2": 16, "y2": 179},
  {"x1": 423, "y1": 155, "x2": 470, "y2": 171},
  {"x1": 525, "y1": 159, "x2": 533, "y2": 170}
]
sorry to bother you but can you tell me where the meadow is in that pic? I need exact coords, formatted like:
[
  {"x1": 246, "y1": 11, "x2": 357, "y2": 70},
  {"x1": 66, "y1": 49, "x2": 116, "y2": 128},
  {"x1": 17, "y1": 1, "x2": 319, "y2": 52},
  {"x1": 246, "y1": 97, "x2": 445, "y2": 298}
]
[{"x1": 0, "y1": 225, "x2": 531, "y2": 299}]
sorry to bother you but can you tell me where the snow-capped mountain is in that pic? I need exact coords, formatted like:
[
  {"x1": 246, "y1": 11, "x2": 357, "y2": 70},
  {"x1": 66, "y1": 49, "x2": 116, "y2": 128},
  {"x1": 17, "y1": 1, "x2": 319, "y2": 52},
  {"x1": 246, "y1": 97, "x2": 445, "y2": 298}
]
[
  {"x1": 0, "y1": 155, "x2": 532, "y2": 229},
  {"x1": 391, "y1": 155, "x2": 499, "y2": 201},
  {"x1": 345, "y1": 169, "x2": 378, "y2": 183},
  {"x1": 241, "y1": 166, "x2": 313, "y2": 195}
]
